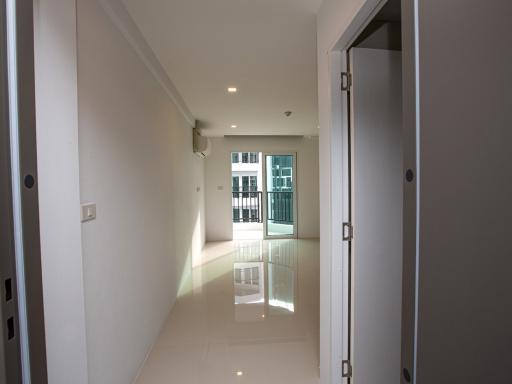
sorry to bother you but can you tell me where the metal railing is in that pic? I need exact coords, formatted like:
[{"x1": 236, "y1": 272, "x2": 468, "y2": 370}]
[
  {"x1": 267, "y1": 191, "x2": 293, "y2": 224},
  {"x1": 232, "y1": 191, "x2": 263, "y2": 223}
]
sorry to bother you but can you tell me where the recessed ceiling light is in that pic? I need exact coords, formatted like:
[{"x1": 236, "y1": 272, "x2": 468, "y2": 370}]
[
  {"x1": 228, "y1": 87, "x2": 237, "y2": 93},
  {"x1": 236, "y1": 371, "x2": 243, "y2": 376},
  {"x1": 231, "y1": 124, "x2": 238, "y2": 129}
]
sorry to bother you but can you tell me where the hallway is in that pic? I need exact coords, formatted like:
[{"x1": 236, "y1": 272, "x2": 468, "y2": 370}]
[{"x1": 135, "y1": 239, "x2": 320, "y2": 384}]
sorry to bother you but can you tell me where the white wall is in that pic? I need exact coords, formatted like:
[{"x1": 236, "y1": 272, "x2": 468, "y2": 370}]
[
  {"x1": 76, "y1": 1, "x2": 205, "y2": 383},
  {"x1": 205, "y1": 136, "x2": 319, "y2": 241},
  {"x1": 33, "y1": 0, "x2": 89, "y2": 382}
]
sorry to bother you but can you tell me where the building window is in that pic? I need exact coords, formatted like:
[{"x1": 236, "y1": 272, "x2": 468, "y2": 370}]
[
  {"x1": 242, "y1": 175, "x2": 249, "y2": 190},
  {"x1": 232, "y1": 152, "x2": 240, "y2": 163},
  {"x1": 281, "y1": 168, "x2": 292, "y2": 177},
  {"x1": 242, "y1": 152, "x2": 249, "y2": 163},
  {"x1": 232, "y1": 176, "x2": 240, "y2": 192},
  {"x1": 250, "y1": 176, "x2": 257, "y2": 192},
  {"x1": 242, "y1": 209, "x2": 250, "y2": 222},
  {"x1": 233, "y1": 208, "x2": 240, "y2": 221},
  {"x1": 270, "y1": 165, "x2": 293, "y2": 191},
  {"x1": 233, "y1": 177, "x2": 240, "y2": 192},
  {"x1": 250, "y1": 152, "x2": 258, "y2": 163}
]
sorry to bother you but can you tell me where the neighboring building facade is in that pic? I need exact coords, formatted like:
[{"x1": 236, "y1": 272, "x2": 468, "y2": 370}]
[
  {"x1": 231, "y1": 152, "x2": 263, "y2": 222},
  {"x1": 231, "y1": 152, "x2": 294, "y2": 227}
]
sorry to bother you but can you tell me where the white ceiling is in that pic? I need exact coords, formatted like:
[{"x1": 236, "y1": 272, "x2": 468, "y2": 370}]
[{"x1": 122, "y1": 0, "x2": 321, "y2": 136}]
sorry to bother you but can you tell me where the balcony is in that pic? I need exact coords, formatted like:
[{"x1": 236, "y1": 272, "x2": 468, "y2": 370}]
[
  {"x1": 232, "y1": 191, "x2": 263, "y2": 223},
  {"x1": 266, "y1": 191, "x2": 293, "y2": 225}
]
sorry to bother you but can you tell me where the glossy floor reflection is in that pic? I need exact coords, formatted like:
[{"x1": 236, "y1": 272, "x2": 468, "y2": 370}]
[{"x1": 136, "y1": 239, "x2": 320, "y2": 384}]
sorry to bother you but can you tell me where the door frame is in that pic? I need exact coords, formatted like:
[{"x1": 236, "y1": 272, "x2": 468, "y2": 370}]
[
  {"x1": 262, "y1": 152, "x2": 298, "y2": 240},
  {"x1": 321, "y1": 0, "x2": 418, "y2": 382}
]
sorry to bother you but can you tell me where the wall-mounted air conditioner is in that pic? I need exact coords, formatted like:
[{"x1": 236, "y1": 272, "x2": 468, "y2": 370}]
[{"x1": 193, "y1": 128, "x2": 211, "y2": 158}]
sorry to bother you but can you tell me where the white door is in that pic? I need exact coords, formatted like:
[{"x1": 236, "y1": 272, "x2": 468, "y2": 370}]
[{"x1": 349, "y1": 48, "x2": 403, "y2": 384}]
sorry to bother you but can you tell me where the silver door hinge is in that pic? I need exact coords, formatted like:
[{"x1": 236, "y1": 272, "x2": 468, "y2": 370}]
[
  {"x1": 341, "y1": 72, "x2": 352, "y2": 91},
  {"x1": 342, "y1": 360, "x2": 353, "y2": 378},
  {"x1": 342, "y1": 222, "x2": 353, "y2": 241}
]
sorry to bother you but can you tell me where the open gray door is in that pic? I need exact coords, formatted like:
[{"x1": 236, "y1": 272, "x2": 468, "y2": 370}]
[
  {"x1": 400, "y1": 1, "x2": 512, "y2": 383},
  {"x1": 348, "y1": 47, "x2": 402, "y2": 384}
]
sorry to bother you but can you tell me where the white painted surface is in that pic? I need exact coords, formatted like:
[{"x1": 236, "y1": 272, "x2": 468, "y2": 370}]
[
  {"x1": 205, "y1": 137, "x2": 319, "y2": 241},
  {"x1": 350, "y1": 48, "x2": 402, "y2": 384},
  {"x1": 122, "y1": 0, "x2": 320, "y2": 137},
  {"x1": 76, "y1": 1, "x2": 205, "y2": 383},
  {"x1": 33, "y1": 0, "x2": 89, "y2": 382}
]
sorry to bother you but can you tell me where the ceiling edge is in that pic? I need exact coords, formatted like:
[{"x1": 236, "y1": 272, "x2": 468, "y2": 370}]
[{"x1": 97, "y1": 0, "x2": 196, "y2": 128}]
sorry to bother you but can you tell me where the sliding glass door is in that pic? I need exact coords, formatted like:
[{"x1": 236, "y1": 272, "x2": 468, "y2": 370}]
[{"x1": 263, "y1": 153, "x2": 297, "y2": 239}]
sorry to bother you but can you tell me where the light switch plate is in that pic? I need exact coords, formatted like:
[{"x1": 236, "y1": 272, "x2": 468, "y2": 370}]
[{"x1": 81, "y1": 203, "x2": 97, "y2": 222}]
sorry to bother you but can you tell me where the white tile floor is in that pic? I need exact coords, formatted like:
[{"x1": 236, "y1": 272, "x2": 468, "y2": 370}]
[
  {"x1": 135, "y1": 239, "x2": 320, "y2": 384},
  {"x1": 233, "y1": 222, "x2": 264, "y2": 240}
]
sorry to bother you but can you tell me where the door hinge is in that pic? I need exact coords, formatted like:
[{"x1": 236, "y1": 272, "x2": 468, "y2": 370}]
[
  {"x1": 342, "y1": 359, "x2": 353, "y2": 378},
  {"x1": 342, "y1": 222, "x2": 353, "y2": 241},
  {"x1": 341, "y1": 72, "x2": 352, "y2": 91}
]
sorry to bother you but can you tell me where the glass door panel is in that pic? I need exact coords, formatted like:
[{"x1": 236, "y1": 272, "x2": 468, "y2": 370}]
[{"x1": 264, "y1": 154, "x2": 296, "y2": 238}]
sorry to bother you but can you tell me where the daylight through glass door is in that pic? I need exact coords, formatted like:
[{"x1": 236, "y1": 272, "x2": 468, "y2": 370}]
[{"x1": 265, "y1": 154, "x2": 296, "y2": 238}]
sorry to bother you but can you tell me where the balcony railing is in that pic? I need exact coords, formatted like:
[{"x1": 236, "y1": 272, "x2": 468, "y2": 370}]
[
  {"x1": 232, "y1": 191, "x2": 293, "y2": 225},
  {"x1": 232, "y1": 191, "x2": 263, "y2": 223},
  {"x1": 267, "y1": 191, "x2": 293, "y2": 224}
]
